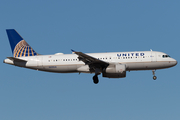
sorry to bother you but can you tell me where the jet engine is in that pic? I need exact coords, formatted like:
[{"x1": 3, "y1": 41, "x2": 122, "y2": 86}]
[{"x1": 102, "y1": 64, "x2": 126, "y2": 78}]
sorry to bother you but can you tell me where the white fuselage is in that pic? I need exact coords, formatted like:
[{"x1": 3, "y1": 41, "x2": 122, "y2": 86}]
[{"x1": 4, "y1": 51, "x2": 177, "y2": 73}]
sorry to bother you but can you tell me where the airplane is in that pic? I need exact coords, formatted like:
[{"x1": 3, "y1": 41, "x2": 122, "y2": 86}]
[{"x1": 3, "y1": 29, "x2": 177, "y2": 84}]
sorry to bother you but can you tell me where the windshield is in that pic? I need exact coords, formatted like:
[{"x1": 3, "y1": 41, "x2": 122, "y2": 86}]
[{"x1": 162, "y1": 55, "x2": 171, "y2": 58}]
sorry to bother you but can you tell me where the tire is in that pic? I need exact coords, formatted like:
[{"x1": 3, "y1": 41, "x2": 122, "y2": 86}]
[
  {"x1": 153, "y1": 76, "x2": 157, "y2": 80},
  {"x1": 93, "y1": 75, "x2": 99, "y2": 84}
]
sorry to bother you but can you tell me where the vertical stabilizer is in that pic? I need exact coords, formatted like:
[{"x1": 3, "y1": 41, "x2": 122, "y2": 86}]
[{"x1": 6, "y1": 29, "x2": 38, "y2": 57}]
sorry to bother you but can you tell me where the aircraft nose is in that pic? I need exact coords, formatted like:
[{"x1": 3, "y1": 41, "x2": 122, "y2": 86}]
[
  {"x1": 175, "y1": 60, "x2": 177, "y2": 66},
  {"x1": 171, "y1": 59, "x2": 177, "y2": 66}
]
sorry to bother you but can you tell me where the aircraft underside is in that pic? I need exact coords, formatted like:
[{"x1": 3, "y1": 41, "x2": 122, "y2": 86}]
[{"x1": 4, "y1": 59, "x2": 177, "y2": 84}]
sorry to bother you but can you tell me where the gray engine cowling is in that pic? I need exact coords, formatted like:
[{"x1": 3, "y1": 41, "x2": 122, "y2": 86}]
[{"x1": 102, "y1": 64, "x2": 126, "y2": 78}]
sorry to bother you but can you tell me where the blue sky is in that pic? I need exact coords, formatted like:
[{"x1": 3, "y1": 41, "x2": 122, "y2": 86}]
[{"x1": 0, "y1": 0, "x2": 180, "y2": 120}]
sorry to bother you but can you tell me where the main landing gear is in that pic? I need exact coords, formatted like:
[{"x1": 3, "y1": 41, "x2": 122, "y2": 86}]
[
  {"x1": 93, "y1": 75, "x2": 99, "y2": 84},
  {"x1": 92, "y1": 68, "x2": 101, "y2": 84},
  {"x1": 152, "y1": 70, "x2": 157, "y2": 80}
]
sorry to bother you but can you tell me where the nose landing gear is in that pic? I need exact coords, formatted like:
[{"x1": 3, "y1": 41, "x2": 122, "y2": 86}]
[{"x1": 152, "y1": 70, "x2": 157, "y2": 80}]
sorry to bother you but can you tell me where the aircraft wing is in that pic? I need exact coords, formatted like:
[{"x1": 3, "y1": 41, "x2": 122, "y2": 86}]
[{"x1": 71, "y1": 50, "x2": 109, "y2": 70}]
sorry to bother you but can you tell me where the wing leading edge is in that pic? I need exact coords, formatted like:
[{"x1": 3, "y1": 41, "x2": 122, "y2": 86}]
[{"x1": 71, "y1": 49, "x2": 109, "y2": 70}]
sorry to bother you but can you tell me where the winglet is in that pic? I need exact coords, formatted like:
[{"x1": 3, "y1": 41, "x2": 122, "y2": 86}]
[
  {"x1": 71, "y1": 49, "x2": 76, "y2": 54},
  {"x1": 71, "y1": 49, "x2": 76, "y2": 52}
]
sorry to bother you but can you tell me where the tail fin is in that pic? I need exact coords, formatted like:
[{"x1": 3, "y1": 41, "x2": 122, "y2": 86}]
[{"x1": 6, "y1": 29, "x2": 38, "y2": 57}]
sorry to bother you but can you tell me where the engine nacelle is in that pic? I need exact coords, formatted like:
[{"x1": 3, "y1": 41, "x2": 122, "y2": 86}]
[{"x1": 103, "y1": 64, "x2": 126, "y2": 78}]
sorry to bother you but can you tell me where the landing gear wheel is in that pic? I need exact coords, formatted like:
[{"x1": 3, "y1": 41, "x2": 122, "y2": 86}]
[
  {"x1": 153, "y1": 76, "x2": 157, "y2": 80},
  {"x1": 93, "y1": 75, "x2": 99, "y2": 84},
  {"x1": 152, "y1": 70, "x2": 157, "y2": 80}
]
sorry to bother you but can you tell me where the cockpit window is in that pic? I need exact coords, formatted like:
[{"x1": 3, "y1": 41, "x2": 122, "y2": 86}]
[{"x1": 162, "y1": 55, "x2": 170, "y2": 58}]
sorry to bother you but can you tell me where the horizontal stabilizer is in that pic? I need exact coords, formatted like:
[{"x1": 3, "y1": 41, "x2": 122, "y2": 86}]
[{"x1": 7, "y1": 57, "x2": 27, "y2": 62}]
